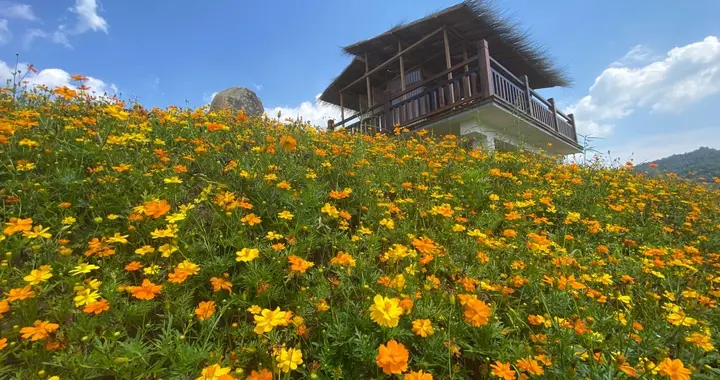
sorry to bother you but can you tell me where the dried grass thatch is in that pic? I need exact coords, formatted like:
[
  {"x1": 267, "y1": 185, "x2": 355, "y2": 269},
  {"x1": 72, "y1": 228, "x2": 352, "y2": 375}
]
[{"x1": 321, "y1": 0, "x2": 571, "y2": 112}]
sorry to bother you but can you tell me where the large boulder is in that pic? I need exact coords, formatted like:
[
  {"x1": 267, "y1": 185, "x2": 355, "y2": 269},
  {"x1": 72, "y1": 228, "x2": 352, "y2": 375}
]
[{"x1": 209, "y1": 87, "x2": 264, "y2": 117}]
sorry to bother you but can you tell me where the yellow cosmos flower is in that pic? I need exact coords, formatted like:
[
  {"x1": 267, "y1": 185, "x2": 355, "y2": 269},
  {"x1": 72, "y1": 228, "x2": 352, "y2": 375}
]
[
  {"x1": 275, "y1": 347, "x2": 303, "y2": 373},
  {"x1": 369, "y1": 295, "x2": 403, "y2": 327},
  {"x1": 236, "y1": 248, "x2": 259, "y2": 262},
  {"x1": 253, "y1": 307, "x2": 288, "y2": 334}
]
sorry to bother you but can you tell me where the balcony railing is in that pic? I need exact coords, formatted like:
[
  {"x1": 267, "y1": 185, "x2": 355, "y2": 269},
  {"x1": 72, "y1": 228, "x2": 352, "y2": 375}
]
[
  {"x1": 334, "y1": 40, "x2": 578, "y2": 145},
  {"x1": 489, "y1": 57, "x2": 577, "y2": 144}
]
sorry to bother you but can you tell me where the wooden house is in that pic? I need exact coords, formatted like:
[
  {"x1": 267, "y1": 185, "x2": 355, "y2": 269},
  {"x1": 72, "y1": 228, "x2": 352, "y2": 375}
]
[{"x1": 320, "y1": 1, "x2": 581, "y2": 155}]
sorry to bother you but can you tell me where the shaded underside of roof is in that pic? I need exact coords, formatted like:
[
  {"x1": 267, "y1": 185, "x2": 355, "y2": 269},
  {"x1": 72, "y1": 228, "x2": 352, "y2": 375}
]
[{"x1": 320, "y1": 0, "x2": 570, "y2": 112}]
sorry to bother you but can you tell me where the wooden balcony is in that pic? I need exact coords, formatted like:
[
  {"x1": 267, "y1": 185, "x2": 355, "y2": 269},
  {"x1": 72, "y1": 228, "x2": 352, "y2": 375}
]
[{"x1": 334, "y1": 42, "x2": 579, "y2": 148}]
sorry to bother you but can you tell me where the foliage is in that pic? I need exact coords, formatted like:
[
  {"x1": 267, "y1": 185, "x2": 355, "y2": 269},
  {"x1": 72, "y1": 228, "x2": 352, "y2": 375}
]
[
  {"x1": 636, "y1": 147, "x2": 720, "y2": 184},
  {"x1": 0, "y1": 82, "x2": 719, "y2": 380}
]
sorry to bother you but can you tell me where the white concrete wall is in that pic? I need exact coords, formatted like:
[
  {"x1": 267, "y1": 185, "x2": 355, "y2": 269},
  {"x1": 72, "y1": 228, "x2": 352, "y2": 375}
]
[{"x1": 459, "y1": 119, "x2": 539, "y2": 153}]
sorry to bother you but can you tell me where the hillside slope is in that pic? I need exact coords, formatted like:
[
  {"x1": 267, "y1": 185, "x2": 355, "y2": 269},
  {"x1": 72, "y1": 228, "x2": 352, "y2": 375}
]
[
  {"x1": 637, "y1": 147, "x2": 720, "y2": 182},
  {"x1": 1, "y1": 88, "x2": 719, "y2": 379}
]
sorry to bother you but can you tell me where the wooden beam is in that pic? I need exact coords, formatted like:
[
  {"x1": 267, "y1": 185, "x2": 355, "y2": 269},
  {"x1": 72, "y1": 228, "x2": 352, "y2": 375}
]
[
  {"x1": 443, "y1": 29, "x2": 452, "y2": 79},
  {"x1": 365, "y1": 52, "x2": 372, "y2": 110},
  {"x1": 548, "y1": 97, "x2": 559, "y2": 132},
  {"x1": 340, "y1": 26, "x2": 445, "y2": 92},
  {"x1": 443, "y1": 28, "x2": 454, "y2": 103},
  {"x1": 340, "y1": 92, "x2": 345, "y2": 121},
  {"x1": 463, "y1": 48, "x2": 469, "y2": 72},
  {"x1": 383, "y1": 90, "x2": 391, "y2": 131},
  {"x1": 399, "y1": 42, "x2": 406, "y2": 91},
  {"x1": 519, "y1": 75, "x2": 533, "y2": 116},
  {"x1": 463, "y1": 48, "x2": 470, "y2": 98},
  {"x1": 568, "y1": 113, "x2": 577, "y2": 142},
  {"x1": 476, "y1": 39, "x2": 492, "y2": 98}
]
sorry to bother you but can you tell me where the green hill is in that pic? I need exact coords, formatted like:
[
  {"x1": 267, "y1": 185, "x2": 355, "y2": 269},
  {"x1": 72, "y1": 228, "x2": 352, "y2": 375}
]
[{"x1": 636, "y1": 147, "x2": 720, "y2": 182}]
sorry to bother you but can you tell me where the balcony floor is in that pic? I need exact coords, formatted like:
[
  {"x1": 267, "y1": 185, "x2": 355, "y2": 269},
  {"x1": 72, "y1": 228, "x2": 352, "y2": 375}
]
[{"x1": 412, "y1": 97, "x2": 583, "y2": 155}]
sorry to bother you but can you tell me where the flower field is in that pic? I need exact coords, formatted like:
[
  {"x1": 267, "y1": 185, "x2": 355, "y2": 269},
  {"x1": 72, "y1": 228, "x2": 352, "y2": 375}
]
[{"x1": 0, "y1": 83, "x2": 719, "y2": 380}]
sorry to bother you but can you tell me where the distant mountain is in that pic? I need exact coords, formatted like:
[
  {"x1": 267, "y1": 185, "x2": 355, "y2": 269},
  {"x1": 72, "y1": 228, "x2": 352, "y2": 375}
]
[{"x1": 636, "y1": 147, "x2": 720, "y2": 182}]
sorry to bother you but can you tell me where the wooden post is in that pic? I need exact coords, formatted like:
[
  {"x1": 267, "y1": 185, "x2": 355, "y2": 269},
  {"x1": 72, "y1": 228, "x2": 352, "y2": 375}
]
[
  {"x1": 476, "y1": 39, "x2": 492, "y2": 98},
  {"x1": 398, "y1": 41, "x2": 406, "y2": 123},
  {"x1": 398, "y1": 42, "x2": 406, "y2": 91},
  {"x1": 548, "y1": 98, "x2": 559, "y2": 132},
  {"x1": 443, "y1": 28, "x2": 454, "y2": 103},
  {"x1": 520, "y1": 75, "x2": 533, "y2": 116},
  {"x1": 568, "y1": 113, "x2": 577, "y2": 142},
  {"x1": 383, "y1": 90, "x2": 391, "y2": 132},
  {"x1": 339, "y1": 92, "x2": 345, "y2": 122},
  {"x1": 365, "y1": 53, "x2": 372, "y2": 109},
  {"x1": 463, "y1": 48, "x2": 470, "y2": 98}
]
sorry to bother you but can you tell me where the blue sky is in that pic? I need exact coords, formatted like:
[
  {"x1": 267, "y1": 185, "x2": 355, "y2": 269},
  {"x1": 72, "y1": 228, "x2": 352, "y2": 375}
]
[{"x1": 1, "y1": 0, "x2": 719, "y2": 162}]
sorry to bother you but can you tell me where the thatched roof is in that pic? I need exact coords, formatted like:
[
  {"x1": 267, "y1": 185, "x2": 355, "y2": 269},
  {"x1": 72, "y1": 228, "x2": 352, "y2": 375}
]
[{"x1": 320, "y1": 0, "x2": 570, "y2": 111}]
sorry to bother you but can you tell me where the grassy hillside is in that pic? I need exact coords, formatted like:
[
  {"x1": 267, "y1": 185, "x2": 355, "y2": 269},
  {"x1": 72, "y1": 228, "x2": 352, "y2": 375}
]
[
  {"x1": 636, "y1": 147, "x2": 720, "y2": 183},
  {"x1": 1, "y1": 85, "x2": 719, "y2": 379}
]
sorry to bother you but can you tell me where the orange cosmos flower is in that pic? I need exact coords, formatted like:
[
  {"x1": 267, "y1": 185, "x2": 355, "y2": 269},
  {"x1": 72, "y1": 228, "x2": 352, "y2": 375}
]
[
  {"x1": 241, "y1": 213, "x2": 261, "y2": 226},
  {"x1": 279, "y1": 135, "x2": 297, "y2": 151},
  {"x1": 168, "y1": 269, "x2": 189, "y2": 284},
  {"x1": 5, "y1": 285, "x2": 36, "y2": 302},
  {"x1": 195, "y1": 301, "x2": 217, "y2": 321},
  {"x1": 210, "y1": 274, "x2": 233, "y2": 293},
  {"x1": 143, "y1": 199, "x2": 171, "y2": 219},
  {"x1": 399, "y1": 296, "x2": 414, "y2": 314},
  {"x1": 0, "y1": 300, "x2": 9, "y2": 318},
  {"x1": 245, "y1": 369, "x2": 272, "y2": 380},
  {"x1": 83, "y1": 299, "x2": 110, "y2": 315},
  {"x1": 20, "y1": 320, "x2": 60, "y2": 341},
  {"x1": 618, "y1": 362, "x2": 638, "y2": 377},
  {"x1": 3, "y1": 217, "x2": 33, "y2": 235},
  {"x1": 329, "y1": 188, "x2": 352, "y2": 200},
  {"x1": 411, "y1": 236, "x2": 437, "y2": 254},
  {"x1": 330, "y1": 251, "x2": 356, "y2": 267},
  {"x1": 464, "y1": 298, "x2": 492, "y2": 327},
  {"x1": 71, "y1": 74, "x2": 88, "y2": 81},
  {"x1": 130, "y1": 279, "x2": 162, "y2": 300},
  {"x1": 53, "y1": 86, "x2": 77, "y2": 99},
  {"x1": 657, "y1": 358, "x2": 692, "y2": 380},
  {"x1": 288, "y1": 255, "x2": 314, "y2": 273},
  {"x1": 490, "y1": 361, "x2": 516, "y2": 380},
  {"x1": 125, "y1": 261, "x2": 143, "y2": 271},
  {"x1": 205, "y1": 122, "x2": 228, "y2": 132},
  {"x1": 376, "y1": 340, "x2": 409, "y2": 375},
  {"x1": 0, "y1": 338, "x2": 7, "y2": 351},
  {"x1": 404, "y1": 370, "x2": 433, "y2": 380},
  {"x1": 516, "y1": 358, "x2": 543, "y2": 375}
]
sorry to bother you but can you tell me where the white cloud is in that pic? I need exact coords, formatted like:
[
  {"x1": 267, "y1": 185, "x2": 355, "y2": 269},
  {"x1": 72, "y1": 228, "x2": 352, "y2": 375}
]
[
  {"x1": 610, "y1": 44, "x2": 657, "y2": 67},
  {"x1": 24, "y1": 0, "x2": 107, "y2": 48},
  {"x1": 566, "y1": 36, "x2": 720, "y2": 137},
  {"x1": 72, "y1": 0, "x2": 107, "y2": 33},
  {"x1": 25, "y1": 27, "x2": 72, "y2": 48},
  {"x1": 265, "y1": 94, "x2": 343, "y2": 128},
  {"x1": 253, "y1": 83, "x2": 263, "y2": 91},
  {"x1": 0, "y1": 2, "x2": 36, "y2": 21},
  {"x1": 0, "y1": 59, "x2": 118, "y2": 96},
  {"x1": 0, "y1": 18, "x2": 9, "y2": 44}
]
